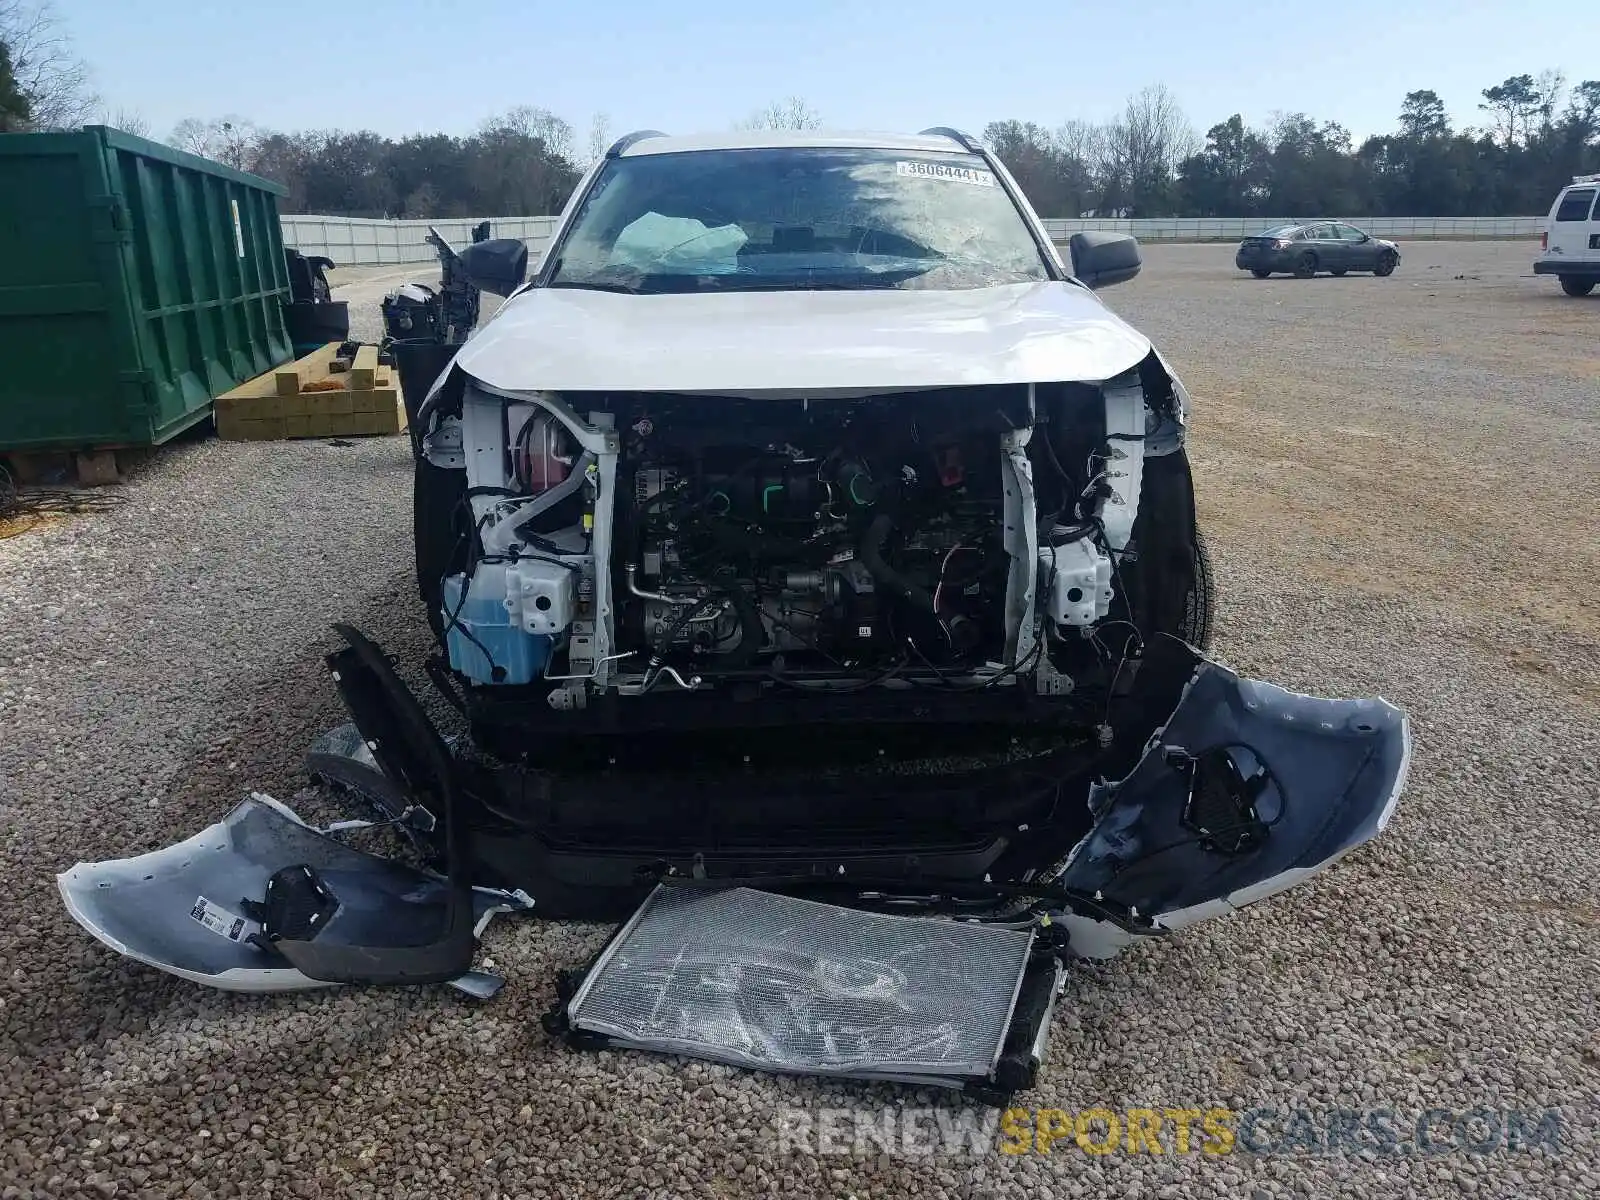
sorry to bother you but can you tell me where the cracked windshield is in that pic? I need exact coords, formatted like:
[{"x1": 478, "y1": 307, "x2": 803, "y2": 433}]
[{"x1": 547, "y1": 147, "x2": 1053, "y2": 292}]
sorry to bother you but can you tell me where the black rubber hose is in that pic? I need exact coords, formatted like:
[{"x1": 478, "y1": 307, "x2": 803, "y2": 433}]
[{"x1": 859, "y1": 513, "x2": 934, "y2": 612}]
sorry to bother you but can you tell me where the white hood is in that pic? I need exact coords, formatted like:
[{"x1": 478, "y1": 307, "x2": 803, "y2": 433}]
[{"x1": 451, "y1": 281, "x2": 1152, "y2": 396}]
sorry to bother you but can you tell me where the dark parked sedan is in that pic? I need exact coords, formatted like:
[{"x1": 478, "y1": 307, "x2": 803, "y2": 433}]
[{"x1": 1235, "y1": 221, "x2": 1401, "y2": 278}]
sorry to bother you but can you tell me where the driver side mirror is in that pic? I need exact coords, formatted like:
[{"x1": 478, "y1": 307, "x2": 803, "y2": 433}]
[
  {"x1": 454, "y1": 237, "x2": 529, "y2": 297},
  {"x1": 1068, "y1": 231, "x2": 1141, "y2": 290}
]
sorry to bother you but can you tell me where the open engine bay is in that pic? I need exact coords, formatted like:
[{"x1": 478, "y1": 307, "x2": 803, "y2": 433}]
[{"x1": 419, "y1": 363, "x2": 1179, "y2": 727}]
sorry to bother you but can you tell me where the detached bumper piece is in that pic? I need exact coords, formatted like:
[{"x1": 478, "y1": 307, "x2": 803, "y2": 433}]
[
  {"x1": 543, "y1": 884, "x2": 1067, "y2": 1100},
  {"x1": 56, "y1": 795, "x2": 526, "y2": 998},
  {"x1": 1039, "y1": 650, "x2": 1411, "y2": 958}
]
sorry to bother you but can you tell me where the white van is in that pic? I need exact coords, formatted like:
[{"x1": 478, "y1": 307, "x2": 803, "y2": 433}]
[{"x1": 1534, "y1": 174, "x2": 1600, "y2": 296}]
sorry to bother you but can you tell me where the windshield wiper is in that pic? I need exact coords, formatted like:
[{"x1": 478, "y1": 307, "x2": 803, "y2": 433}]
[
  {"x1": 731, "y1": 278, "x2": 910, "y2": 291},
  {"x1": 547, "y1": 279, "x2": 644, "y2": 295}
]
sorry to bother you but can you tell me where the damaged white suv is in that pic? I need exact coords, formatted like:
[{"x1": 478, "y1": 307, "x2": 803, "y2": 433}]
[
  {"x1": 417, "y1": 129, "x2": 1206, "y2": 731},
  {"x1": 61, "y1": 132, "x2": 1410, "y2": 1090}
]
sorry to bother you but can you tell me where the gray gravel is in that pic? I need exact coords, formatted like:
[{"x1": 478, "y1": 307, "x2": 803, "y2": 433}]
[{"x1": 2, "y1": 240, "x2": 1596, "y2": 1198}]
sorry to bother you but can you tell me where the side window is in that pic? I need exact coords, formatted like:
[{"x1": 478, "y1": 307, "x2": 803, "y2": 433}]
[
  {"x1": 1555, "y1": 189, "x2": 1596, "y2": 221},
  {"x1": 1337, "y1": 225, "x2": 1366, "y2": 242}
]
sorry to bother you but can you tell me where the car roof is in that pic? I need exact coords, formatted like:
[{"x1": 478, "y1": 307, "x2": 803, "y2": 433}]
[
  {"x1": 614, "y1": 129, "x2": 976, "y2": 157},
  {"x1": 1259, "y1": 219, "x2": 1361, "y2": 230}
]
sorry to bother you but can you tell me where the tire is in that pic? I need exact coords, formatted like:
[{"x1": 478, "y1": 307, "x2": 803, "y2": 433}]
[
  {"x1": 1293, "y1": 252, "x2": 1317, "y2": 279},
  {"x1": 1560, "y1": 276, "x2": 1596, "y2": 297},
  {"x1": 1251, "y1": 269, "x2": 1271, "y2": 279},
  {"x1": 1374, "y1": 251, "x2": 1398, "y2": 277},
  {"x1": 1123, "y1": 450, "x2": 1215, "y2": 652},
  {"x1": 1182, "y1": 527, "x2": 1216, "y2": 651},
  {"x1": 414, "y1": 456, "x2": 470, "y2": 640},
  {"x1": 1330, "y1": 268, "x2": 1348, "y2": 277}
]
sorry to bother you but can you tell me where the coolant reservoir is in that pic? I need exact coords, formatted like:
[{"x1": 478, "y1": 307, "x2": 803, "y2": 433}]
[{"x1": 514, "y1": 413, "x2": 573, "y2": 492}]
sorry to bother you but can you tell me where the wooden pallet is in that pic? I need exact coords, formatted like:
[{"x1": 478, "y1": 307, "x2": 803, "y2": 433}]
[
  {"x1": 1, "y1": 447, "x2": 135, "y2": 487},
  {"x1": 216, "y1": 343, "x2": 407, "y2": 442}
]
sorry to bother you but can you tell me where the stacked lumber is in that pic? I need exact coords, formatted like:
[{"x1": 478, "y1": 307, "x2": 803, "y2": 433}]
[{"x1": 216, "y1": 343, "x2": 406, "y2": 441}]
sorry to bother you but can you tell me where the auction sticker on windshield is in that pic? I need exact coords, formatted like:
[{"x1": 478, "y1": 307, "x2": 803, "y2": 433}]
[{"x1": 897, "y1": 161, "x2": 997, "y2": 187}]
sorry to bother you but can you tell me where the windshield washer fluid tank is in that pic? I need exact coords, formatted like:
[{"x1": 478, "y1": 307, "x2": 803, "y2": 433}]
[{"x1": 442, "y1": 568, "x2": 556, "y2": 685}]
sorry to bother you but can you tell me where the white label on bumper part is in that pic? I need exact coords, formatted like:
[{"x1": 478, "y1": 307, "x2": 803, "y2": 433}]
[
  {"x1": 896, "y1": 161, "x2": 996, "y2": 187},
  {"x1": 189, "y1": 896, "x2": 249, "y2": 942}
]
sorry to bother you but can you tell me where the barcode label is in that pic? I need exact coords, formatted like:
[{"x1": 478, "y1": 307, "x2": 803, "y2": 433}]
[
  {"x1": 189, "y1": 895, "x2": 249, "y2": 942},
  {"x1": 897, "y1": 161, "x2": 997, "y2": 187}
]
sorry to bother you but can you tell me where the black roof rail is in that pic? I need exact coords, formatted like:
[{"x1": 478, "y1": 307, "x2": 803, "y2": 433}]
[
  {"x1": 606, "y1": 130, "x2": 669, "y2": 158},
  {"x1": 919, "y1": 127, "x2": 983, "y2": 152}
]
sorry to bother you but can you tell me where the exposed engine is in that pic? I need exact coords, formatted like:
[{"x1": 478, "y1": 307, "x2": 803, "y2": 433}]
[
  {"x1": 423, "y1": 374, "x2": 1162, "y2": 707},
  {"x1": 620, "y1": 405, "x2": 1007, "y2": 675}
]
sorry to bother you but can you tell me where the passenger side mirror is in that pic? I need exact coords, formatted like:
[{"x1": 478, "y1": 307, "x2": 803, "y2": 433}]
[
  {"x1": 455, "y1": 237, "x2": 529, "y2": 297},
  {"x1": 1068, "y1": 232, "x2": 1141, "y2": 289}
]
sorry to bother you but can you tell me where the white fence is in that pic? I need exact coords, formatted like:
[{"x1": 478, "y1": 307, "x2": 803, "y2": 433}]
[
  {"x1": 281, "y1": 213, "x2": 1543, "y2": 266},
  {"x1": 1039, "y1": 216, "x2": 1544, "y2": 242},
  {"x1": 280, "y1": 215, "x2": 561, "y2": 265}
]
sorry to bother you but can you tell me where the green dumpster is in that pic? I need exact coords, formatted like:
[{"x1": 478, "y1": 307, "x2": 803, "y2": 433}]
[{"x1": 0, "y1": 125, "x2": 292, "y2": 454}]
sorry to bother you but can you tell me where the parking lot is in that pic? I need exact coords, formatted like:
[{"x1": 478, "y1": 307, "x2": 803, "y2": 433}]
[{"x1": 1, "y1": 240, "x2": 1596, "y2": 1198}]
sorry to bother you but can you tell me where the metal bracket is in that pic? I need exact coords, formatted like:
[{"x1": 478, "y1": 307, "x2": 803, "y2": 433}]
[{"x1": 89, "y1": 195, "x2": 131, "y2": 244}]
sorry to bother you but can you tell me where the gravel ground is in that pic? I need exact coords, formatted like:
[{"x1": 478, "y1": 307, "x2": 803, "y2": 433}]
[{"x1": 2, "y1": 240, "x2": 1597, "y2": 1198}]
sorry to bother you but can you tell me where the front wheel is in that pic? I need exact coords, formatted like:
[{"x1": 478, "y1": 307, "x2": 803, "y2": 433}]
[
  {"x1": 1374, "y1": 251, "x2": 1398, "y2": 277},
  {"x1": 1124, "y1": 451, "x2": 1215, "y2": 652},
  {"x1": 1293, "y1": 252, "x2": 1317, "y2": 279},
  {"x1": 414, "y1": 456, "x2": 470, "y2": 640},
  {"x1": 1251, "y1": 269, "x2": 1271, "y2": 279},
  {"x1": 1560, "y1": 276, "x2": 1596, "y2": 297}
]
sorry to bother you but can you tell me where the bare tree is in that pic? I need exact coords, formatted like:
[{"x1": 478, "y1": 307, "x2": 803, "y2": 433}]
[
  {"x1": 167, "y1": 115, "x2": 260, "y2": 169},
  {"x1": 738, "y1": 96, "x2": 823, "y2": 131},
  {"x1": 470, "y1": 108, "x2": 580, "y2": 215},
  {"x1": 1535, "y1": 68, "x2": 1566, "y2": 133},
  {"x1": 0, "y1": 0, "x2": 97, "y2": 128},
  {"x1": 1100, "y1": 85, "x2": 1196, "y2": 215},
  {"x1": 487, "y1": 105, "x2": 575, "y2": 164},
  {"x1": 214, "y1": 118, "x2": 258, "y2": 169},
  {"x1": 1055, "y1": 118, "x2": 1107, "y2": 168},
  {"x1": 1055, "y1": 118, "x2": 1111, "y2": 212},
  {"x1": 168, "y1": 117, "x2": 213, "y2": 157},
  {"x1": 101, "y1": 106, "x2": 150, "y2": 138},
  {"x1": 586, "y1": 111, "x2": 611, "y2": 165}
]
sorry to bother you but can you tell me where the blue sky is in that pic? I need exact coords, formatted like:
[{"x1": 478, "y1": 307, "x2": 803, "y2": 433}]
[{"x1": 66, "y1": 0, "x2": 1597, "y2": 146}]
